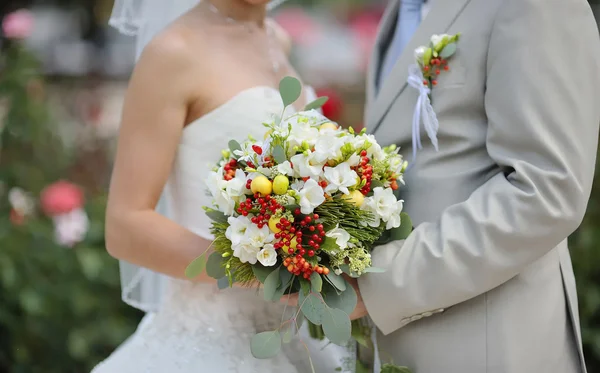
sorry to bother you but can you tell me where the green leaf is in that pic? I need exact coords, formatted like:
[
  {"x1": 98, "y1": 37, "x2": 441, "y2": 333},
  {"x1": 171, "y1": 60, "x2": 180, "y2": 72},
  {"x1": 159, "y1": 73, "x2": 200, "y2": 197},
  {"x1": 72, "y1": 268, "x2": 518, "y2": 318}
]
[
  {"x1": 281, "y1": 321, "x2": 296, "y2": 344},
  {"x1": 299, "y1": 292, "x2": 326, "y2": 325},
  {"x1": 299, "y1": 277, "x2": 311, "y2": 296},
  {"x1": 263, "y1": 266, "x2": 281, "y2": 301},
  {"x1": 271, "y1": 270, "x2": 294, "y2": 301},
  {"x1": 323, "y1": 282, "x2": 357, "y2": 315},
  {"x1": 205, "y1": 209, "x2": 228, "y2": 223},
  {"x1": 439, "y1": 43, "x2": 457, "y2": 59},
  {"x1": 370, "y1": 179, "x2": 384, "y2": 189},
  {"x1": 206, "y1": 252, "x2": 226, "y2": 279},
  {"x1": 363, "y1": 267, "x2": 386, "y2": 274},
  {"x1": 217, "y1": 276, "x2": 230, "y2": 289},
  {"x1": 325, "y1": 272, "x2": 346, "y2": 292},
  {"x1": 250, "y1": 330, "x2": 282, "y2": 359},
  {"x1": 381, "y1": 364, "x2": 413, "y2": 373},
  {"x1": 253, "y1": 264, "x2": 275, "y2": 284},
  {"x1": 310, "y1": 272, "x2": 323, "y2": 293},
  {"x1": 304, "y1": 96, "x2": 329, "y2": 111},
  {"x1": 184, "y1": 254, "x2": 206, "y2": 279},
  {"x1": 319, "y1": 237, "x2": 341, "y2": 254},
  {"x1": 390, "y1": 212, "x2": 413, "y2": 241},
  {"x1": 321, "y1": 308, "x2": 351, "y2": 346},
  {"x1": 279, "y1": 76, "x2": 302, "y2": 107},
  {"x1": 228, "y1": 139, "x2": 242, "y2": 155},
  {"x1": 272, "y1": 145, "x2": 286, "y2": 164}
]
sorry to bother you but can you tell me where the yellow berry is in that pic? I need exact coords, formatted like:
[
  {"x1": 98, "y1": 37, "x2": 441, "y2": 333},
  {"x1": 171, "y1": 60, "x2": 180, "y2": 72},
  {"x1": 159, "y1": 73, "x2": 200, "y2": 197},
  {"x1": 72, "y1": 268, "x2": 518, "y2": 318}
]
[
  {"x1": 319, "y1": 122, "x2": 338, "y2": 131},
  {"x1": 344, "y1": 190, "x2": 365, "y2": 207},
  {"x1": 268, "y1": 216, "x2": 283, "y2": 233},
  {"x1": 251, "y1": 175, "x2": 272, "y2": 196},
  {"x1": 272, "y1": 175, "x2": 290, "y2": 195}
]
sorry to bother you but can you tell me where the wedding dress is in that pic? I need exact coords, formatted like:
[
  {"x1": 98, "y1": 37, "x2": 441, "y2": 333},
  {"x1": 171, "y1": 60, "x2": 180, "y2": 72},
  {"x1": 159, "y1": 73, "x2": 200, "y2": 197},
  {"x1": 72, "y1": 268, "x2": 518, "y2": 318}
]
[{"x1": 91, "y1": 86, "x2": 355, "y2": 373}]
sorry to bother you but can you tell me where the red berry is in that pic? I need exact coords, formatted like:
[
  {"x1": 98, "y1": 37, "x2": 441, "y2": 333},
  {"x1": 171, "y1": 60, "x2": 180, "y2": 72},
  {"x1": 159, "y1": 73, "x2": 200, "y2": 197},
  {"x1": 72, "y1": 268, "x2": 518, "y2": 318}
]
[
  {"x1": 309, "y1": 226, "x2": 315, "y2": 232},
  {"x1": 294, "y1": 208, "x2": 301, "y2": 215},
  {"x1": 444, "y1": 65, "x2": 450, "y2": 71},
  {"x1": 252, "y1": 145, "x2": 263, "y2": 155},
  {"x1": 308, "y1": 250, "x2": 315, "y2": 257},
  {"x1": 313, "y1": 214, "x2": 319, "y2": 220}
]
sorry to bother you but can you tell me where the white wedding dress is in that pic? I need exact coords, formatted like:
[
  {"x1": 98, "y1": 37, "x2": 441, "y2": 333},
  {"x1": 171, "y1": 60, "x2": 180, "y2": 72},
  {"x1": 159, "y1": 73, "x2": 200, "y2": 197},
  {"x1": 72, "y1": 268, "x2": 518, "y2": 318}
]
[{"x1": 91, "y1": 86, "x2": 355, "y2": 373}]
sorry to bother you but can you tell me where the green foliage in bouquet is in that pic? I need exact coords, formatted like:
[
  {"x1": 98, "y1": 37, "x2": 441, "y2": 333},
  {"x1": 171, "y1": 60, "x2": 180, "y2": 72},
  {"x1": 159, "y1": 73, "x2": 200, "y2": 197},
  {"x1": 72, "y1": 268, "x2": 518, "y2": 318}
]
[{"x1": 0, "y1": 34, "x2": 142, "y2": 372}]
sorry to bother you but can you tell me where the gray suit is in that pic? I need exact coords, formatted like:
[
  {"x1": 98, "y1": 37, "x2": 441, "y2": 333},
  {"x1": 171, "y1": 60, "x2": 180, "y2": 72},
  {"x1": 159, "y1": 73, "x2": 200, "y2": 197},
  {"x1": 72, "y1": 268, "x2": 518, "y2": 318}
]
[{"x1": 357, "y1": 0, "x2": 600, "y2": 372}]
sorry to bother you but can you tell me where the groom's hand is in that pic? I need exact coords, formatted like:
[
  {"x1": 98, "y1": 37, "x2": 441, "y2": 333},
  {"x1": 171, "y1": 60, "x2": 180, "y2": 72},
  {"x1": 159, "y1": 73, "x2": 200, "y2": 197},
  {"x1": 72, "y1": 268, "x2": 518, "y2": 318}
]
[{"x1": 279, "y1": 275, "x2": 368, "y2": 320}]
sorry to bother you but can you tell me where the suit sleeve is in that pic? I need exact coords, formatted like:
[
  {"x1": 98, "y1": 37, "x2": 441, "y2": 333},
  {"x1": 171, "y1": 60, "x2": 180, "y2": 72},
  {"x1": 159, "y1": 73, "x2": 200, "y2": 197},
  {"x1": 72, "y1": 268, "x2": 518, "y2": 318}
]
[{"x1": 358, "y1": 0, "x2": 600, "y2": 335}]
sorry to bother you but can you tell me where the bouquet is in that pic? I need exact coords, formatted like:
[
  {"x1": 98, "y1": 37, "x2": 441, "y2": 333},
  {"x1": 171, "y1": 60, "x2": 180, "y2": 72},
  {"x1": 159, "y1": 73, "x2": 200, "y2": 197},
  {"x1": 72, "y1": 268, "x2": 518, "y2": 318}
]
[{"x1": 186, "y1": 77, "x2": 413, "y2": 372}]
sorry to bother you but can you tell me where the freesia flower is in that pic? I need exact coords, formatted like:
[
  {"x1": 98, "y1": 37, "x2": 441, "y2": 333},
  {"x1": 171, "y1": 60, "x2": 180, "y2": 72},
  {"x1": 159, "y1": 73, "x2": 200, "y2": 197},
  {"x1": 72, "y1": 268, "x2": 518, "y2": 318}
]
[
  {"x1": 298, "y1": 178, "x2": 325, "y2": 214},
  {"x1": 276, "y1": 161, "x2": 294, "y2": 176},
  {"x1": 325, "y1": 226, "x2": 351, "y2": 251},
  {"x1": 313, "y1": 134, "x2": 345, "y2": 163},
  {"x1": 232, "y1": 243, "x2": 260, "y2": 264},
  {"x1": 290, "y1": 151, "x2": 325, "y2": 179},
  {"x1": 362, "y1": 187, "x2": 404, "y2": 229},
  {"x1": 244, "y1": 224, "x2": 274, "y2": 248},
  {"x1": 257, "y1": 244, "x2": 278, "y2": 267},
  {"x1": 225, "y1": 215, "x2": 252, "y2": 246},
  {"x1": 323, "y1": 162, "x2": 358, "y2": 195}
]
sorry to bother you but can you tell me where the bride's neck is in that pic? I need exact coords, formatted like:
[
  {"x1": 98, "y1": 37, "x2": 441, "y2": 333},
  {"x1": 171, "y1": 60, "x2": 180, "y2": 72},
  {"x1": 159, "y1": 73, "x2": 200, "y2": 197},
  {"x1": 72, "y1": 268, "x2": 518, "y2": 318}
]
[{"x1": 203, "y1": 0, "x2": 267, "y2": 26}]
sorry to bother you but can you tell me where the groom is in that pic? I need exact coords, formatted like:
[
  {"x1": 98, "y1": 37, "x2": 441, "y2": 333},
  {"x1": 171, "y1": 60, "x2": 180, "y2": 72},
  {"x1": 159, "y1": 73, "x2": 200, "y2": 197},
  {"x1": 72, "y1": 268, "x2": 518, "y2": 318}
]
[{"x1": 350, "y1": 0, "x2": 600, "y2": 372}]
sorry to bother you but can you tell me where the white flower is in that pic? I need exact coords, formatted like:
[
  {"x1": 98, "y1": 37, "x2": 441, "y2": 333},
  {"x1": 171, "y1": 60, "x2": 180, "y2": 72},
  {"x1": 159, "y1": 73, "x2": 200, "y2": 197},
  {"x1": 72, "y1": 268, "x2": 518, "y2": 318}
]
[
  {"x1": 351, "y1": 134, "x2": 385, "y2": 161},
  {"x1": 290, "y1": 152, "x2": 325, "y2": 179},
  {"x1": 226, "y1": 169, "x2": 247, "y2": 197},
  {"x1": 8, "y1": 187, "x2": 35, "y2": 216},
  {"x1": 362, "y1": 187, "x2": 404, "y2": 229},
  {"x1": 257, "y1": 244, "x2": 278, "y2": 267},
  {"x1": 323, "y1": 162, "x2": 358, "y2": 195},
  {"x1": 388, "y1": 154, "x2": 406, "y2": 175},
  {"x1": 298, "y1": 178, "x2": 325, "y2": 214},
  {"x1": 276, "y1": 161, "x2": 294, "y2": 176},
  {"x1": 257, "y1": 166, "x2": 274, "y2": 178},
  {"x1": 244, "y1": 224, "x2": 274, "y2": 248},
  {"x1": 53, "y1": 208, "x2": 89, "y2": 248},
  {"x1": 414, "y1": 46, "x2": 427, "y2": 63},
  {"x1": 232, "y1": 243, "x2": 260, "y2": 264},
  {"x1": 325, "y1": 226, "x2": 351, "y2": 251},
  {"x1": 313, "y1": 134, "x2": 344, "y2": 163},
  {"x1": 208, "y1": 169, "x2": 247, "y2": 215},
  {"x1": 291, "y1": 179, "x2": 305, "y2": 192},
  {"x1": 287, "y1": 120, "x2": 319, "y2": 151},
  {"x1": 347, "y1": 153, "x2": 361, "y2": 167},
  {"x1": 225, "y1": 215, "x2": 252, "y2": 246},
  {"x1": 431, "y1": 34, "x2": 450, "y2": 48}
]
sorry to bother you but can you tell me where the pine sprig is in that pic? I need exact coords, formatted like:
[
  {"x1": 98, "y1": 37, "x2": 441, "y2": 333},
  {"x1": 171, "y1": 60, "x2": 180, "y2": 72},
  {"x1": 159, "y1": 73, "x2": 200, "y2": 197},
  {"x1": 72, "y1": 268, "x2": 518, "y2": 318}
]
[
  {"x1": 314, "y1": 196, "x2": 384, "y2": 246},
  {"x1": 209, "y1": 222, "x2": 258, "y2": 286}
]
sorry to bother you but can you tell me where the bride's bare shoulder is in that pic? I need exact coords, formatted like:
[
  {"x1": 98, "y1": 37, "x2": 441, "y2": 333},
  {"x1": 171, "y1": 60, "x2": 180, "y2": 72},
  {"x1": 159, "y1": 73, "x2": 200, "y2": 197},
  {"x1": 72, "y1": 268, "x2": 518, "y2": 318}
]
[
  {"x1": 139, "y1": 25, "x2": 203, "y2": 69},
  {"x1": 267, "y1": 18, "x2": 292, "y2": 56}
]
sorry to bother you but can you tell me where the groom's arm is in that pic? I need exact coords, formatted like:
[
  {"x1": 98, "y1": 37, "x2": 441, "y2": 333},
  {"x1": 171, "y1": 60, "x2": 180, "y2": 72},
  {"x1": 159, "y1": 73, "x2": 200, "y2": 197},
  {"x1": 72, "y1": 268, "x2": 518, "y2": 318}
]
[{"x1": 358, "y1": 0, "x2": 600, "y2": 335}]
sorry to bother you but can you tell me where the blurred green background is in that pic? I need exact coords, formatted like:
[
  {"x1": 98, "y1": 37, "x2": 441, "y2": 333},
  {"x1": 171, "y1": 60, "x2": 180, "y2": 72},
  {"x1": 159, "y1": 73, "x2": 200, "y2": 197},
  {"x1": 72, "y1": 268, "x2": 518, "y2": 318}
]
[{"x1": 1, "y1": 1, "x2": 599, "y2": 372}]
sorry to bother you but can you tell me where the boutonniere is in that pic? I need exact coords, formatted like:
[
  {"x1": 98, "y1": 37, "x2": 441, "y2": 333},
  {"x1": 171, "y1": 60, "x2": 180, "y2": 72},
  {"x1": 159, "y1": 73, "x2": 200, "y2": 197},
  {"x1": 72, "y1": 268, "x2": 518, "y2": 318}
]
[{"x1": 406, "y1": 33, "x2": 461, "y2": 168}]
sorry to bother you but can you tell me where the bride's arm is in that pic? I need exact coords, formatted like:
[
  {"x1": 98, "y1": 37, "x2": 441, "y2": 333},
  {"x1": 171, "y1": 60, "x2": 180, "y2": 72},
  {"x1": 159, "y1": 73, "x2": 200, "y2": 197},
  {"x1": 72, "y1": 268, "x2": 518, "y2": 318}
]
[{"x1": 105, "y1": 32, "x2": 213, "y2": 282}]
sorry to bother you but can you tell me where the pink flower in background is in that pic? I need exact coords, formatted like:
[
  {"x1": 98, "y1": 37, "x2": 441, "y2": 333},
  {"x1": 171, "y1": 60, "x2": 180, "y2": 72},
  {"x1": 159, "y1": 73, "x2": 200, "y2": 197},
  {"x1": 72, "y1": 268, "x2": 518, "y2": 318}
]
[
  {"x1": 2, "y1": 9, "x2": 34, "y2": 39},
  {"x1": 40, "y1": 180, "x2": 84, "y2": 217}
]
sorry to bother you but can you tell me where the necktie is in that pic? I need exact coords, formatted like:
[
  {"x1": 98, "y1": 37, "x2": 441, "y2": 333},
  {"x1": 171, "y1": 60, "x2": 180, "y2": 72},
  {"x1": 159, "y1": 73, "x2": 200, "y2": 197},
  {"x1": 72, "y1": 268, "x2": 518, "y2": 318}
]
[{"x1": 379, "y1": 0, "x2": 423, "y2": 85}]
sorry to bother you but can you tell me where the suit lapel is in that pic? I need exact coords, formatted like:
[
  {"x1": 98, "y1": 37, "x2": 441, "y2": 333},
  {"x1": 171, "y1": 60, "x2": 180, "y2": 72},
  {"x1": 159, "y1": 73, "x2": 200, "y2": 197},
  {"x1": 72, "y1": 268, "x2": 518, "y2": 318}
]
[
  {"x1": 366, "y1": 0, "x2": 400, "y2": 112},
  {"x1": 367, "y1": 0, "x2": 473, "y2": 135}
]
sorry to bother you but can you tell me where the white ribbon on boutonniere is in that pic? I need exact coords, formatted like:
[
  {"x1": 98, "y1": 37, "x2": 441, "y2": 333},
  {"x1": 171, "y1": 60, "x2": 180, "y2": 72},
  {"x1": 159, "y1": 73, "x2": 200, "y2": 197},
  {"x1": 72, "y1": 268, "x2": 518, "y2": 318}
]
[{"x1": 407, "y1": 33, "x2": 461, "y2": 169}]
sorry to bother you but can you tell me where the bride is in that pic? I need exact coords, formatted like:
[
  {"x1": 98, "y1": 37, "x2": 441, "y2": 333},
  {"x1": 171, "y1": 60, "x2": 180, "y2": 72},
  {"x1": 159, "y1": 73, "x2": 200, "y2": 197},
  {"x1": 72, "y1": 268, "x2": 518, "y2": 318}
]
[{"x1": 92, "y1": 0, "x2": 357, "y2": 372}]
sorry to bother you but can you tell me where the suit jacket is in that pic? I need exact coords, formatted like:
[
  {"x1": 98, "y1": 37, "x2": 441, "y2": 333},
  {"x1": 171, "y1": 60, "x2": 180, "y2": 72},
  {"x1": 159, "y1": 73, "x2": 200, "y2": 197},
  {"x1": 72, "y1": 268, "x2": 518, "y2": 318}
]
[{"x1": 358, "y1": 0, "x2": 600, "y2": 372}]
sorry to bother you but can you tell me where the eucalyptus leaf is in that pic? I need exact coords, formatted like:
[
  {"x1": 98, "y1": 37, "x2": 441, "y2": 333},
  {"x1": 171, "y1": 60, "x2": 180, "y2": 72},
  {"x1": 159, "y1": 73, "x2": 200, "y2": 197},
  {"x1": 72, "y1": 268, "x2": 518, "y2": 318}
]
[
  {"x1": 206, "y1": 252, "x2": 226, "y2": 279},
  {"x1": 271, "y1": 270, "x2": 294, "y2": 301},
  {"x1": 299, "y1": 277, "x2": 311, "y2": 296},
  {"x1": 228, "y1": 139, "x2": 242, "y2": 156},
  {"x1": 284, "y1": 204, "x2": 300, "y2": 213},
  {"x1": 371, "y1": 179, "x2": 384, "y2": 189},
  {"x1": 184, "y1": 254, "x2": 206, "y2": 279},
  {"x1": 381, "y1": 364, "x2": 413, "y2": 373},
  {"x1": 279, "y1": 76, "x2": 302, "y2": 107},
  {"x1": 205, "y1": 209, "x2": 228, "y2": 223},
  {"x1": 390, "y1": 212, "x2": 413, "y2": 241},
  {"x1": 272, "y1": 145, "x2": 286, "y2": 164},
  {"x1": 325, "y1": 272, "x2": 347, "y2": 292},
  {"x1": 299, "y1": 292, "x2": 325, "y2": 325},
  {"x1": 439, "y1": 43, "x2": 457, "y2": 59},
  {"x1": 304, "y1": 96, "x2": 329, "y2": 111},
  {"x1": 321, "y1": 308, "x2": 352, "y2": 346},
  {"x1": 217, "y1": 276, "x2": 230, "y2": 290},
  {"x1": 323, "y1": 282, "x2": 357, "y2": 315},
  {"x1": 263, "y1": 266, "x2": 281, "y2": 301},
  {"x1": 310, "y1": 272, "x2": 323, "y2": 293},
  {"x1": 281, "y1": 321, "x2": 295, "y2": 344},
  {"x1": 250, "y1": 330, "x2": 282, "y2": 359},
  {"x1": 363, "y1": 267, "x2": 386, "y2": 274},
  {"x1": 253, "y1": 264, "x2": 274, "y2": 284}
]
